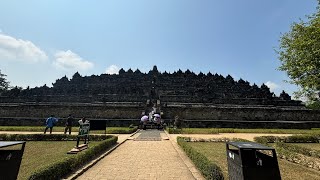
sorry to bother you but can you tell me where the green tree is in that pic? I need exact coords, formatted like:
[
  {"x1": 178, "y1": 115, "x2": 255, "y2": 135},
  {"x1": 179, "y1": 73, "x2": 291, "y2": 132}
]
[
  {"x1": 0, "y1": 70, "x2": 10, "y2": 92},
  {"x1": 277, "y1": 1, "x2": 320, "y2": 101}
]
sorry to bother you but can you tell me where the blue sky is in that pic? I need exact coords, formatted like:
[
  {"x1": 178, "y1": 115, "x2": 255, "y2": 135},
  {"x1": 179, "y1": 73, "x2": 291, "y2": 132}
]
[{"x1": 0, "y1": 0, "x2": 318, "y2": 97}]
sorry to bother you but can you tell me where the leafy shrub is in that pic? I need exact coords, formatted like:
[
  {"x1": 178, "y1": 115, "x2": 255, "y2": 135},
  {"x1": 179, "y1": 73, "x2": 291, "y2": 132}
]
[
  {"x1": 177, "y1": 137, "x2": 224, "y2": 180},
  {"x1": 167, "y1": 127, "x2": 183, "y2": 134},
  {"x1": 306, "y1": 100, "x2": 320, "y2": 110},
  {"x1": 174, "y1": 115, "x2": 183, "y2": 128},
  {"x1": 28, "y1": 136, "x2": 117, "y2": 180}
]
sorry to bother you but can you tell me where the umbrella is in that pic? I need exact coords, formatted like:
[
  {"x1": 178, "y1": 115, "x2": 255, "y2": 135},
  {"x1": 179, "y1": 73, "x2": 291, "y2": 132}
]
[
  {"x1": 141, "y1": 115, "x2": 149, "y2": 122},
  {"x1": 153, "y1": 116, "x2": 161, "y2": 123},
  {"x1": 153, "y1": 114, "x2": 160, "y2": 118}
]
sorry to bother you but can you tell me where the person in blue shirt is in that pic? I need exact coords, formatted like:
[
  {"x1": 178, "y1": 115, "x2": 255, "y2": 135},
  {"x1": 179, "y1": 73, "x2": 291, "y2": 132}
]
[{"x1": 44, "y1": 115, "x2": 58, "y2": 134}]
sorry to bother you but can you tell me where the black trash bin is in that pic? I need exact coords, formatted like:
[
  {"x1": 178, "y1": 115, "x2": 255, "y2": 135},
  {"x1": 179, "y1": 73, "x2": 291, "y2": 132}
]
[
  {"x1": 0, "y1": 141, "x2": 26, "y2": 180},
  {"x1": 226, "y1": 141, "x2": 281, "y2": 180}
]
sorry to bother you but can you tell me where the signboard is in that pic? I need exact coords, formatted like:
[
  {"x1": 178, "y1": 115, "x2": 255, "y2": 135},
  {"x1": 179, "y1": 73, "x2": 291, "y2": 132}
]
[
  {"x1": 78, "y1": 123, "x2": 90, "y2": 136},
  {"x1": 90, "y1": 120, "x2": 106, "y2": 130},
  {"x1": 0, "y1": 141, "x2": 26, "y2": 180}
]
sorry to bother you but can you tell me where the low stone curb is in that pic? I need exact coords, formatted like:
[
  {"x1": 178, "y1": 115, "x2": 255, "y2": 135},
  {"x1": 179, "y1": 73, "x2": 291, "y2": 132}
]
[{"x1": 64, "y1": 129, "x2": 140, "y2": 180}]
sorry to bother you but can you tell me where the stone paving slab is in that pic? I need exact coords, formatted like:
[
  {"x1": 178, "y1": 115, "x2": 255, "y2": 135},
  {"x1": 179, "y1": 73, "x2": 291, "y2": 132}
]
[
  {"x1": 134, "y1": 129, "x2": 162, "y2": 141},
  {"x1": 76, "y1": 135, "x2": 197, "y2": 180}
]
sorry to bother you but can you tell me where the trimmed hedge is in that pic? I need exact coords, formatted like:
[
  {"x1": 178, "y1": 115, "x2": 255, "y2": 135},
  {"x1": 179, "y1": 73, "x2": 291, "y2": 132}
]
[
  {"x1": 254, "y1": 136, "x2": 280, "y2": 144},
  {"x1": 275, "y1": 142, "x2": 320, "y2": 158},
  {"x1": 0, "y1": 134, "x2": 112, "y2": 141},
  {"x1": 285, "y1": 135, "x2": 319, "y2": 143},
  {"x1": 273, "y1": 143, "x2": 320, "y2": 171},
  {"x1": 177, "y1": 137, "x2": 250, "y2": 143},
  {"x1": 254, "y1": 134, "x2": 320, "y2": 171},
  {"x1": 0, "y1": 126, "x2": 139, "y2": 134},
  {"x1": 177, "y1": 137, "x2": 224, "y2": 180},
  {"x1": 254, "y1": 134, "x2": 320, "y2": 144},
  {"x1": 106, "y1": 126, "x2": 138, "y2": 134},
  {"x1": 167, "y1": 128, "x2": 320, "y2": 134},
  {"x1": 28, "y1": 136, "x2": 118, "y2": 180}
]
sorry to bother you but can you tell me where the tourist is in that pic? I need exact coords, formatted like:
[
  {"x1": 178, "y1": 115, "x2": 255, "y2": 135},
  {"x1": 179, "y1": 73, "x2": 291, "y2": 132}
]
[
  {"x1": 78, "y1": 117, "x2": 89, "y2": 125},
  {"x1": 141, "y1": 115, "x2": 149, "y2": 130},
  {"x1": 152, "y1": 113, "x2": 162, "y2": 130},
  {"x1": 64, "y1": 114, "x2": 74, "y2": 135},
  {"x1": 44, "y1": 115, "x2": 58, "y2": 134}
]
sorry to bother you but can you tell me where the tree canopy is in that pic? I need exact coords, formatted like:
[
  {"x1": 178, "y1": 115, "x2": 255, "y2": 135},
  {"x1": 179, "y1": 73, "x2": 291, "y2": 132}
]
[
  {"x1": 0, "y1": 70, "x2": 10, "y2": 92},
  {"x1": 277, "y1": 1, "x2": 320, "y2": 100}
]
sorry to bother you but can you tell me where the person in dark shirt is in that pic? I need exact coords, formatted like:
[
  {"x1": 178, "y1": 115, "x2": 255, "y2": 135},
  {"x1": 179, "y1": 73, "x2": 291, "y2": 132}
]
[{"x1": 64, "y1": 114, "x2": 74, "y2": 135}]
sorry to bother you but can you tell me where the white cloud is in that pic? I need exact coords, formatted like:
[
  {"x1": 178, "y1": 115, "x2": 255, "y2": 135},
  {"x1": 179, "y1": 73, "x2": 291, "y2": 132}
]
[
  {"x1": 105, "y1": 65, "x2": 120, "y2": 74},
  {"x1": 53, "y1": 50, "x2": 94, "y2": 71},
  {"x1": 265, "y1": 81, "x2": 280, "y2": 92},
  {"x1": 0, "y1": 33, "x2": 48, "y2": 63}
]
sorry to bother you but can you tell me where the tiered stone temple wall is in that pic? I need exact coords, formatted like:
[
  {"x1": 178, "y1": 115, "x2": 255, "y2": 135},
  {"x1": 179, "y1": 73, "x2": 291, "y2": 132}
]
[
  {"x1": 0, "y1": 103, "x2": 143, "y2": 126},
  {"x1": 1, "y1": 66, "x2": 296, "y2": 104},
  {"x1": 0, "y1": 102, "x2": 319, "y2": 128},
  {"x1": 162, "y1": 104, "x2": 320, "y2": 128},
  {"x1": 0, "y1": 66, "x2": 319, "y2": 128}
]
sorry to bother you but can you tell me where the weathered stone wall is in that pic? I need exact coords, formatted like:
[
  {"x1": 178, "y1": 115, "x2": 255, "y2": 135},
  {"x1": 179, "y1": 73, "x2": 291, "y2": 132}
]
[
  {"x1": 162, "y1": 104, "x2": 320, "y2": 121},
  {"x1": 0, "y1": 103, "x2": 144, "y2": 119},
  {"x1": 0, "y1": 95, "x2": 148, "y2": 103},
  {"x1": 161, "y1": 96, "x2": 303, "y2": 106},
  {"x1": 0, "y1": 117, "x2": 141, "y2": 127},
  {"x1": 0, "y1": 103, "x2": 319, "y2": 128},
  {"x1": 180, "y1": 120, "x2": 320, "y2": 129}
]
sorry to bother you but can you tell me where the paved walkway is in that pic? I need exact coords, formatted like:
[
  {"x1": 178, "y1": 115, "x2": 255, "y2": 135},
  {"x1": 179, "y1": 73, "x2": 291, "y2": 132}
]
[
  {"x1": 0, "y1": 130, "x2": 292, "y2": 180},
  {"x1": 76, "y1": 130, "x2": 201, "y2": 180}
]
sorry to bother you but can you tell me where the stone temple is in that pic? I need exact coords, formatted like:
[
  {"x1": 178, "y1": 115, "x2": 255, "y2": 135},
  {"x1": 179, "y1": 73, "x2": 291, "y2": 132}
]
[{"x1": 0, "y1": 66, "x2": 319, "y2": 128}]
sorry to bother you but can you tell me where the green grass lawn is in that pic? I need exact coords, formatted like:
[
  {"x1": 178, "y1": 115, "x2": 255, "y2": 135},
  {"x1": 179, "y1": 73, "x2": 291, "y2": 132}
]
[
  {"x1": 288, "y1": 143, "x2": 320, "y2": 151},
  {"x1": 17, "y1": 141, "x2": 100, "y2": 180},
  {"x1": 187, "y1": 142, "x2": 320, "y2": 180},
  {"x1": 168, "y1": 127, "x2": 320, "y2": 134},
  {"x1": 0, "y1": 126, "x2": 137, "y2": 134},
  {"x1": 0, "y1": 126, "x2": 78, "y2": 132}
]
